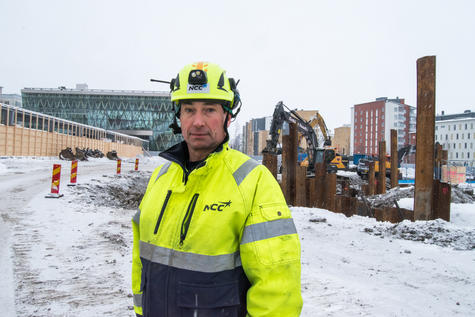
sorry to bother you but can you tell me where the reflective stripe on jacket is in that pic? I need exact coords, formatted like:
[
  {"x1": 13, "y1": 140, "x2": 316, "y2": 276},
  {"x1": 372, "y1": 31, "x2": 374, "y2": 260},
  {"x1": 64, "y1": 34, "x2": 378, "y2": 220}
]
[{"x1": 131, "y1": 142, "x2": 302, "y2": 316}]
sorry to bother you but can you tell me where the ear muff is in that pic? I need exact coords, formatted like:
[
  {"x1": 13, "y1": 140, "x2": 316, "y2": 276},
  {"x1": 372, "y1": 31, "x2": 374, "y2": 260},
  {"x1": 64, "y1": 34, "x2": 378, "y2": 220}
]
[{"x1": 228, "y1": 78, "x2": 242, "y2": 118}]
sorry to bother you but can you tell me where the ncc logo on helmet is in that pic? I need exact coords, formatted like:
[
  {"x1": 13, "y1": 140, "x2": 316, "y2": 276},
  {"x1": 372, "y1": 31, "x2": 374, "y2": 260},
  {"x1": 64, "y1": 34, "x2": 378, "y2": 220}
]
[{"x1": 187, "y1": 84, "x2": 210, "y2": 94}]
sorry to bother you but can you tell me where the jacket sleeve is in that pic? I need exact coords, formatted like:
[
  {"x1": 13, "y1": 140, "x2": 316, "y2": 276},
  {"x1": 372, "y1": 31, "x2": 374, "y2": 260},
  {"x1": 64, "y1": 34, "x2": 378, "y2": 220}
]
[
  {"x1": 131, "y1": 166, "x2": 163, "y2": 316},
  {"x1": 239, "y1": 166, "x2": 303, "y2": 316},
  {"x1": 131, "y1": 212, "x2": 143, "y2": 316}
]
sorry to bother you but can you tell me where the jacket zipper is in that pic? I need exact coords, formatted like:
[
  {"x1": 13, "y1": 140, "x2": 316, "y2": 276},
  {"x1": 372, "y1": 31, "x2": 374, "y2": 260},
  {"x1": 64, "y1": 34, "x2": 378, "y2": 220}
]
[
  {"x1": 179, "y1": 193, "x2": 199, "y2": 245},
  {"x1": 154, "y1": 190, "x2": 172, "y2": 234}
]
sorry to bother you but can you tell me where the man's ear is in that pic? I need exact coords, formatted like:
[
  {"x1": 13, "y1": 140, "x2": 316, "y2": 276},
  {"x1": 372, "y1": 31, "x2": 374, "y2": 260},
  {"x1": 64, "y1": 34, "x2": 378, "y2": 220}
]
[{"x1": 226, "y1": 113, "x2": 232, "y2": 128}]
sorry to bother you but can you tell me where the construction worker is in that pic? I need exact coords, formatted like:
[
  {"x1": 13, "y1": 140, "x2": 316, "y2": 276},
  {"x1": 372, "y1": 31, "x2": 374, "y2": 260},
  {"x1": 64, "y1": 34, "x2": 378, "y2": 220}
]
[{"x1": 131, "y1": 62, "x2": 302, "y2": 316}]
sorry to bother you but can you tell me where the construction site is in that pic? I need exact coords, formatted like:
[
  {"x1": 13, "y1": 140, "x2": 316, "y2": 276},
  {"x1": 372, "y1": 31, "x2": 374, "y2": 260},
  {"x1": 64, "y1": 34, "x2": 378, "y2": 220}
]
[{"x1": 256, "y1": 56, "x2": 473, "y2": 225}]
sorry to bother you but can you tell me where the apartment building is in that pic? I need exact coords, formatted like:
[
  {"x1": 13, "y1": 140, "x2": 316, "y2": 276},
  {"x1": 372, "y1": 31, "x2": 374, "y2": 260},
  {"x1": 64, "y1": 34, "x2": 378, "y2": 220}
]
[{"x1": 350, "y1": 97, "x2": 416, "y2": 155}]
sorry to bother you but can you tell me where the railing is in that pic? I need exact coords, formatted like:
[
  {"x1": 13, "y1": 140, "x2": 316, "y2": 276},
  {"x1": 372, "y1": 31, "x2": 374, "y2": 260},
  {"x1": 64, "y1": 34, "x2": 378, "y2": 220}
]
[{"x1": 0, "y1": 103, "x2": 148, "y2": 157}]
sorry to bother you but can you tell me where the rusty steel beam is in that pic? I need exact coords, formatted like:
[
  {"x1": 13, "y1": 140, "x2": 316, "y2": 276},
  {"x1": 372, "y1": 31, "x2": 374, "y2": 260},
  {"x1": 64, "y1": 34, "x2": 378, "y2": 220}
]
[
  {"x1": 281, "y1": 135, "x2": 291, "y2": 203},
  {"x1": 308, "y1": 175, "x2": 317, "y2": 207},
  {"x1": 281, "y1": 123, "x2": 298, "y2": 205},
  {"x1": 323, "y1": 173, "x2": 336, "y2": 211},
  {"x1": 306, "y1": 177, "x2": 312, "y2": 207},
  {"x1": 432, "y1": 180, "x2": 451, "y2": 221},
  {"x1": 368, "y1": 162, "x2": 376, "y2": 196},
  {"x1": 314, "y1": 162, "x2": 326, "y2": 208},
  {"x1": 390, "y1": 129, "x2": 398, "y2": 188},
  {"x1": 262, "y1": 152, "x2": 278, "y2": 180},
  {"x1": 414, "y1": 56, "x2": 436, "y2": 220},
  {"x1": 295, "y1": 165, "x2": 307, "y2": 206},
  {"x1": 378, "y1": 141, "x2": 387, "y2": 194}
]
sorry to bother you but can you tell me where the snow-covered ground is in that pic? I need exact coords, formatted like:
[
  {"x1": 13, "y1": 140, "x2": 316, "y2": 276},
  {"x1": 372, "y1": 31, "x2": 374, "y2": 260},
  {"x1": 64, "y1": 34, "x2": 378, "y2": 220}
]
[{"x1": 0, "y1": 156, "x2": 474, "y2": 316}]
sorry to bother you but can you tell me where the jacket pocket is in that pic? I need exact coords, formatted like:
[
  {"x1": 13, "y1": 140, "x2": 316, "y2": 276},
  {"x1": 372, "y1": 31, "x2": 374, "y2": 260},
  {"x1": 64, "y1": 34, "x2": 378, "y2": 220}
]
[
  {"x1": 177, "y1": 281, "x2": 240, "y2": 317},
  {"x1": 252, "y1": 202, "x2": 300, "y2": 266}
]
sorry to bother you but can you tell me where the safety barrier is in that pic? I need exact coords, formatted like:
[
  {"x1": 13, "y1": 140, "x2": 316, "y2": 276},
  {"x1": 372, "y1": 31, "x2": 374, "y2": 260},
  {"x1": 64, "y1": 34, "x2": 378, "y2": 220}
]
[
  {"x1": 69, "y1": 160, "x2": 78, "y2": 186},
  {"x1": 117, "y1": 159, "x2": 122, "y2": 175},
  {"x1": 45, "y1": 164, "x2": 64, "y2": 198},
  {"x1": 0, "y1": 103, "x2": 147, "y2": 158}
]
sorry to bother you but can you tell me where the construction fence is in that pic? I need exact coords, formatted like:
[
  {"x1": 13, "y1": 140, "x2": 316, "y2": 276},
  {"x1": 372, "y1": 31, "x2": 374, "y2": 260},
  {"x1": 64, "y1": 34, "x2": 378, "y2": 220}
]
[{"x1": 0, "y1": 103, "x2": 146, "y2": 158}]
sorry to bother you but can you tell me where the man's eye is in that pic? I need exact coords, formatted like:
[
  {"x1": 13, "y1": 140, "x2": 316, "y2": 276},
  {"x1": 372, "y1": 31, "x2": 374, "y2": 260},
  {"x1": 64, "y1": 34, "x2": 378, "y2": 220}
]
[
  {"x1": 184, "y1": 108, "x2": 194, "y2": 113},
  {"x1": 205, "y1": 108, "x2": 216, "y2": 113}
]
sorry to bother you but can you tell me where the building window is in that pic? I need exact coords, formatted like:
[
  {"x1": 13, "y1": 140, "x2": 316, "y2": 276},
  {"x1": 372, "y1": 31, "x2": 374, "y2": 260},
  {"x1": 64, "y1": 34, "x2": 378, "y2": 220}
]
[
  {"x1": 451, "y1": 134, "x2": 453, "y2": 140},
  {"x1": 459, "y1": 124, "x2": 462, "y2": 130},
  {"x1": 446, "y1": 134, "x2": 448, "y2": 140},
  {"x1": 435, "y1": 126, "x2": 438, "y2": 131},
  {"x1": 465, "y1": 143, "x2": 467, "y2": 149},
  {"x1": 435, "y1": 135, "x2": 438, "y2": 141},
  {"x1": 454, "y1": 125, "x2": 456, "y2": 130},
  {"x1": 456, "y1": 152, "x2": 458, "y2": 159},
  {"x1": 469, "y1": 133, "x2": 471, "y2": 139},
  {"x1": 454, "y1": 144, "x2": 456, "y2": 149},
  {"x1": 468, "y1": 152, "x2": 470, "y2": 159},
  {"x1": 449, "y1": 125, "x2": 451, "y2": 131},
  {"x1": 465, "y1": 124, "x2": 468, "y2": 129},
  {"x1": 462, "y1": 152, "x2": 464, "y2": 159},
  {"x1": 457, "y1": 133, "x2": 459, "y2": 140},
  {"x1": 459, "y1": 143, "x2": 462, "y2": 149}
]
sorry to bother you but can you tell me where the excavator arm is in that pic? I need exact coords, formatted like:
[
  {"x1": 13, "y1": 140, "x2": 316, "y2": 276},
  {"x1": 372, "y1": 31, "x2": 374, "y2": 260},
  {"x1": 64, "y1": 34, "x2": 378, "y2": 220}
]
[
  {"x1": 263, "y1": 101, "x2": 320, "y2": 172},
  {"x1": 308, "y1": 112, "x2": 332, "y2": 147}
]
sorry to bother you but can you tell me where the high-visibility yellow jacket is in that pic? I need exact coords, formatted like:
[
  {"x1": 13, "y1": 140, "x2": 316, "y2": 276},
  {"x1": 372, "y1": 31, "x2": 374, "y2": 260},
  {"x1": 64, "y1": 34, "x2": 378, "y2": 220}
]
[{"x1": 132, "y1": 141, "x2": 302, "y2": 316}]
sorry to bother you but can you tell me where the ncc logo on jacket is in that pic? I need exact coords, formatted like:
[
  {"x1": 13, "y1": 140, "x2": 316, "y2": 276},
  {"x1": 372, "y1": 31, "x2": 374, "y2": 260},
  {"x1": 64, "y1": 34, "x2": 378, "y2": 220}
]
[{"x1": 203, "y1": 200, "x2": 231, "y2": 212}]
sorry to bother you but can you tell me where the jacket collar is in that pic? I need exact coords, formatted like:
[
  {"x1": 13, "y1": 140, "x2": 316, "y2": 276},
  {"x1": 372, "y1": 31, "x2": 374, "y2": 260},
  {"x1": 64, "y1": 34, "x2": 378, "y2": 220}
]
[{"x1": 159, "y1": 140, "x2": 228, "y2": 172}]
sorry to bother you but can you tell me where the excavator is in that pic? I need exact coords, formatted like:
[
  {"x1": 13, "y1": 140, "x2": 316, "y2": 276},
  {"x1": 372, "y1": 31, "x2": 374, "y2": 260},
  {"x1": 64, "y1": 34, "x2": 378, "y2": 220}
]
[
  {"x1": 302, "y1": 112, "x2": 349, "y2": 170},
  {"x1": 262, "y1": 101, "x2": 346, "y2": 174}
]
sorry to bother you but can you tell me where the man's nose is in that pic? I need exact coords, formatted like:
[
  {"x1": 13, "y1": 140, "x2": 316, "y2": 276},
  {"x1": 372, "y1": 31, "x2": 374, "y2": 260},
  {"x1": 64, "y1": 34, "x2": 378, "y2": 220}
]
[{"x1": 192, "y1": 111, "x2": 205, "y2": 126}]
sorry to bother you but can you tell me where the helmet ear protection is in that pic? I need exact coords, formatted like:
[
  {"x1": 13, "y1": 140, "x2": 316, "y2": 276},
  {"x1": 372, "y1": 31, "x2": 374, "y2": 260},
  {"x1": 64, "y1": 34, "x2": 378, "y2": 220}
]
[{"x1": 228, "y1": 78, "x2": 242, "y2": 119}]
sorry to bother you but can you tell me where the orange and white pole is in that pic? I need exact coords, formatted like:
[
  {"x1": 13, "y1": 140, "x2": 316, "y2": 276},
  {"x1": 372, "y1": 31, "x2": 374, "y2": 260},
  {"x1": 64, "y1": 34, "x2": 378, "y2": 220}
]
[
  {"x1": 117, "y1": 159, "x2": 121, "y2": 175},
  {"x1": 45, "y1": 164, "x2": 64, "y2": 198},
  {"x1": 135, "y1": 158, "x2": 139, "y2": 171},
  {"x1": 68, "y1": 160, "x2": 78, "y2": 186}
]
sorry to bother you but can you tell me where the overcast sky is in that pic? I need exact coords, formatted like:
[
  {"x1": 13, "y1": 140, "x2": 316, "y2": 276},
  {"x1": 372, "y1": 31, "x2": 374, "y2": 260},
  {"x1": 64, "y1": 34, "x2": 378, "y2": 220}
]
[{"x1": 1, "y1": 0, "x2": 474, "y2": 132}]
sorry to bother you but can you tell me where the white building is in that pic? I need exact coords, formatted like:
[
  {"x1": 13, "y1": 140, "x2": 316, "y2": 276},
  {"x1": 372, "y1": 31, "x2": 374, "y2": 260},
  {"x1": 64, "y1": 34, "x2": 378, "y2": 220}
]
[{"x1": 435, "y1": 110, "x2": 475, "y2": 167}]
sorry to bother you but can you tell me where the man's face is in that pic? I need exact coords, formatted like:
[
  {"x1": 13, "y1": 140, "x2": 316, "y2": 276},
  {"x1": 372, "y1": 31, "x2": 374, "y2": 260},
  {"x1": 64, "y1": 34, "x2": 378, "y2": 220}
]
[{"x1": 180, "y1": 100, "x2": 229, "y2": 160}]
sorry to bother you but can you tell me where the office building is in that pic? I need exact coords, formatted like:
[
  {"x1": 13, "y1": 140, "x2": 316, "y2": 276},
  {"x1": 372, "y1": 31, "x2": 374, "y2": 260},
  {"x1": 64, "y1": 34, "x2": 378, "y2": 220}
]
[{"x1": 21, "y1": 84, "x2": 180, "y2": 151}]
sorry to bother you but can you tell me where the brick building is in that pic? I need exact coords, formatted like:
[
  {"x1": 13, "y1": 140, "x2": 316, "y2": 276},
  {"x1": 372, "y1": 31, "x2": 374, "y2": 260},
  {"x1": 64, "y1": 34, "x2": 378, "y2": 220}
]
[{"x1": 350, "y1": 97, "x2": 416, "y2": 156}]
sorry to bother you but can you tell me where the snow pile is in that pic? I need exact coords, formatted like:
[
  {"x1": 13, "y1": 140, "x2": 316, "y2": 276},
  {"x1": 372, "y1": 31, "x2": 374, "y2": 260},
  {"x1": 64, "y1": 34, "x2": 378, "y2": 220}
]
[
  {"x1": 364, "y1": 219, "x2": 475, "y2": 250},
  {"x1": 73, "y1": 171, "x2": 151, "y2": 209},
  {"x1": 366, "y1": 185, "x2": 475, "y2": 209},
  {"x1": 367, "y1": 186, "x2": 415, "y2": 208}
]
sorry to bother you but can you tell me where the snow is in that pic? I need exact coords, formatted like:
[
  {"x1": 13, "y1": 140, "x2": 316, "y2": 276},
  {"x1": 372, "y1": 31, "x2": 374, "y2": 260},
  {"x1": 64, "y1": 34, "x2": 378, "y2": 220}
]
[{"x1": 1, "y1": 156, "x2": 474, "y2": 316}]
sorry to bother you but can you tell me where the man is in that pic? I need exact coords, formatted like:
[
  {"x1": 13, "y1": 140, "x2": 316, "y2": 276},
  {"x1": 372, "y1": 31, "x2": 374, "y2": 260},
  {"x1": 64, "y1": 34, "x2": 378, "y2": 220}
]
[{"x1": 131, "y1": 62, "x2": 302, "y2": 316}]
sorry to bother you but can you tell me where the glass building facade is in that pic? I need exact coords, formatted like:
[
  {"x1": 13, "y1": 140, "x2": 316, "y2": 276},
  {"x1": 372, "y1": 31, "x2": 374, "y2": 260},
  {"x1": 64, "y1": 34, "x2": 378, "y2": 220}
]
[{"x1": 21, "y1": 87, "x2": 182, "y2": 151}]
